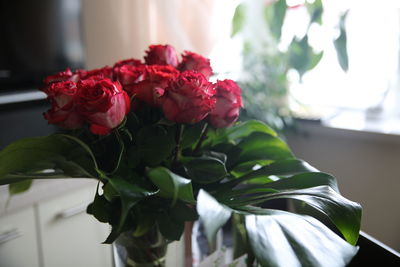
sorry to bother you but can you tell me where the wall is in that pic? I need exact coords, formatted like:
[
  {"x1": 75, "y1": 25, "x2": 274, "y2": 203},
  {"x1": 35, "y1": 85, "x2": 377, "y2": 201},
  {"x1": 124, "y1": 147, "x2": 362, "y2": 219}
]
[{"x1": 286, "y1": 122, "x2": 400, "y2": 251}]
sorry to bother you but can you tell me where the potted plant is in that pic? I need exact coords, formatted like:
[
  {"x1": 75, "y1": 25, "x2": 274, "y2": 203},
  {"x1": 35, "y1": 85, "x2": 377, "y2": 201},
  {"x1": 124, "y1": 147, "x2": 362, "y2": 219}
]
[{"x1": 0, "y1": 44, "x2": 361, "y2": 267}]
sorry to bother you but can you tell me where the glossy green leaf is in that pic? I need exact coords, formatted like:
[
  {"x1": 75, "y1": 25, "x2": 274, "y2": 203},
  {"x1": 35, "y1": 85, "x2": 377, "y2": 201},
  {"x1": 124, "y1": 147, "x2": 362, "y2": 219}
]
[
  {"x1": 107, "y1": 177, "x2": 158, "y2": 235},
  {"x1": 236, "y1": 132, "x2": 294, "y2": 163},
  {"x1": 157, "y1": 210, "x2": 184, "y2": 241},
  {"x1": 229, "y1": 186, "x2": 362, "y2": 245},
  {"x1": 0, "y1": 135, "x2": 96, "y2": 185},
  {"x1": 334, "y1": 12, "x2": 349, "y2": 72},
  {"x1": 147, "y1": 167, "x2": 195, "y2": 204},
  {"x1": 9, "y1": 180, "x2": 32, "y2": 195},
  {"x1": 170, "y1": 201, "x2": 198, "y2": 222},
  {"x1": 231, "y1": 3, "x2": 246, "y2": 37},
  {"x1": 209, "y1": 120, "x2": 277, "y2": 146},
  {"x1": 137, "y1": 125, "x2": 175, "y2": 165},
  {"x1": 245, "y1": 210, "x2": 358, "y2": 267},
  {"x1": 181, "y1": 123, "x2": 205, "y2": 149},
  {"x1": 217, "y1": 159, "x2": 318, "y2": 192},
  {"x1": 197, "y1": 190, "x2": 231, "y2": 250},
  {"x1": 265, "y1": 172, "x2": 339, "y2": 192},
  {"x1": 184, "y1": 156, "x2": 228, "y2": 184},
  {"x1": 87, "y1": 193, "x2": 111, "y2": 223}
]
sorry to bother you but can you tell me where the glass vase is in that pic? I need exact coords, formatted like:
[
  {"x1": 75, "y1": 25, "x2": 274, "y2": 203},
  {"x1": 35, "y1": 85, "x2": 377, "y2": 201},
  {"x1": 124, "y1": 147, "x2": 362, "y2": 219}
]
[{"x1": 114, "y1": 226, "x2": 168, "y2": 267}]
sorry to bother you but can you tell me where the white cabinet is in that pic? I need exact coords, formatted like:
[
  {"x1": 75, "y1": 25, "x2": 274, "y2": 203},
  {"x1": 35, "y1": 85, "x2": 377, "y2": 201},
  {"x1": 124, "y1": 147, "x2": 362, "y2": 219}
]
[
  {"x1": 0, "y1": 207, "x2": 40, "y2": 267},
  {"x1": 37, "y1": 186, "x2": 112, "y2": 267}
]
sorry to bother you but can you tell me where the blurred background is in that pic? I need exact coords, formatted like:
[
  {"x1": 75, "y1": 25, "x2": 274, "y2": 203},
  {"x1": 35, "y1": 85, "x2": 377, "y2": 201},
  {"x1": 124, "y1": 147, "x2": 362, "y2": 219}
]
[{"x1": 0, "y1": 0, "x2": 399, "y2": 266}]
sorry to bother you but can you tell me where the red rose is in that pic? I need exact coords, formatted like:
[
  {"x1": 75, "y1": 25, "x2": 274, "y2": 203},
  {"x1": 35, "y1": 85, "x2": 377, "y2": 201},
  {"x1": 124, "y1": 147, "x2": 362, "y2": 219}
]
[
  {"x1": 113, "y1": 58, "x2": 142, "y2": 69},
  {"x1": 43, "y1": 81, "x2": 84, "y2": 129},
  {"x1": 115, "y1": 64, "x2": 147, "y2": 89},
  {"x1": 77, "y1": 78, "x2": 130, "y2": 135},
  {"x1": 43, "y1": 68, "x2": 80, "y2": 85},
  {"x1": 144, "y1": 45, "x2": 179, "y2": 67},
  {"x1": 208, "y1": 80, "x2": 243, "y2": 128},
  {"x1": 178, "y1": 51, "x2": 213, "y2": 79},
  {"x1": 161, "y1": 71, "x2": 216, "y2": 124},
  {"x1": 77, "y1": 66, "x2": 114, "y2": 80},
  {"x1": 128, "y1": 65, "x2": 179, "y2": 106}
]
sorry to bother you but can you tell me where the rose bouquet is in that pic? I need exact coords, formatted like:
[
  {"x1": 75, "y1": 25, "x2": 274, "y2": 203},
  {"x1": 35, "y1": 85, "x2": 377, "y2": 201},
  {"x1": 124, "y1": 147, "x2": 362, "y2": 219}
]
[{"x1": 0, "y1": 45, "x2": 361, "y2": 266}]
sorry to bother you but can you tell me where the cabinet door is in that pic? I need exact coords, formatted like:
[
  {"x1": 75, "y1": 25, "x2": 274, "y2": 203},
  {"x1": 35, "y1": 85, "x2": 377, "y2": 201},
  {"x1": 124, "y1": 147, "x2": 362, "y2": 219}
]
[
  {"x1": 37, "y1": 186, "x2": 112, "y2": 267},
  {"x1": 0, "y1": 207, "x2": 40, "y2": 267}
]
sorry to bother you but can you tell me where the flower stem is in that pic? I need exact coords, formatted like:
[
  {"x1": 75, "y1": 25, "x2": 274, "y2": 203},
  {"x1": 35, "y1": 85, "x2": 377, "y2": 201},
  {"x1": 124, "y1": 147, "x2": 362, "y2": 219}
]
[
  {"x1": 194, "y1": 123, "x2": 209, "y2": 154},
  {"x1": 173, "y1": 124, "x2": 184, "y2": 166}
]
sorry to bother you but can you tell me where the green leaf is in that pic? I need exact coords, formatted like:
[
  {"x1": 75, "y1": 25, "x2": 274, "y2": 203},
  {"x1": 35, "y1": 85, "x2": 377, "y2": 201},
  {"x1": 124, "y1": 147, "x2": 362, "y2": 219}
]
[
  {"x1": 236, "y1": 132, "x2": 294, "y2": 163},
  {"x1": 245, "y1": 210, "x2": 358, "y2": 267},
  {"x1": 0, "y1": 135, "x2": 96, "y2": 185},
  {"x1": 137, "y1": 125, "x2": 175, "y2": 165},
  {"x1": 184, "y1": 156, "x2": 228, "y2": 184},
  {"x1": 107, "y1": 177, "x2": 158, "y2": 235},
  {"x1": 197, "y1": 190, "x2": 231, "y2": 250},
  {"x1": 147, "y1": 167, "x2": 195, "y2": 204},
  {"x1": 181, "y1": 123, "x2": 205, "y2": 149},
  {"x1": 156, "y1": 211, "x2": 184, "y2": 241},
  {"x1": 229, "y1": 186, "x2": 362, "y2": 245},
  {"x1": 9, "y1": 180, "x2": 32, "y2": 195},
  {"x1": 265, "y1": 172, "x2": 339, "y2": 192},
  {"x1": 231, "y1": 3, "x2": 246, "y2": 37},
  {"x1": 86, "y1": 193, "x2": 111, "y2": 223},
  {"x1": 334, "y1": 12, "x2": 349, "y2": 72},
  {"x1": 264, "y1": 0, "x2": 287, "y2": 40},
  {"x1": 288, "y1": 35, "x2": 322, "y2": 78},
  {"x1": 170, "y1": 201, "x2": 198, "y2": 222},
  {"x1": 217, "y1": 159, "x2": 318, "y2": 192},
  {"x1": 208, "y1": 120, "x2": 277, "y2": 146},
  {"x1": 306, "y1": 0, "x2": 323, "y2": 24}
]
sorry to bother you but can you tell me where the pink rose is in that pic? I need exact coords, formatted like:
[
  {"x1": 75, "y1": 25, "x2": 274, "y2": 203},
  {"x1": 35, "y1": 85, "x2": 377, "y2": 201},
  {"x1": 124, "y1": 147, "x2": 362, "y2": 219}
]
[
  {"x1": 208, "y1": 80, "x2": 243, "y2": 128},
  {"x1": 161, "y1": 71, "x2": 216, "y2": 124},
  {"x1": 76, "y1": 78, "x2": 130, "y2": 135},
  {"x1": 144, "y1": 45, "x2": 179, "y2": 67},
  {"x1": 43, "y1": 81, "x2": 84, "y2": 129},
  {"x1": 178, "y1": 51, "x2": 213, "y2": 79},
  {"x1": 127, "y1": 65, "x2": 179, "y2": 106}
]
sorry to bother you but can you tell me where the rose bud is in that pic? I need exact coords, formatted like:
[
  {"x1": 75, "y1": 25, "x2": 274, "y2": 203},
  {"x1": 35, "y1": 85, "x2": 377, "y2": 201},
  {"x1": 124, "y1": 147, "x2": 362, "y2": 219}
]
[
  {"x1": 161, "y1": 71, "x2": 216, "y2": 124},
  {"x1": 113, "y1": 58, "x2": 143, "y2": 69},
  {"x1": 43, "y1": 81, "x2": 84, "y2": 129},
  {"x1": 144, "y1": 44, "x2": 179, "y2": 67},
  {"x1": 178, "y1": 51, "x2": 213, "y2": 79},
  {"x1": 77, "y1": 78, "x2": 131, "y2": 135},
  {"x1": 208, "y1": 80, "x2": 243, "y2": 128}
]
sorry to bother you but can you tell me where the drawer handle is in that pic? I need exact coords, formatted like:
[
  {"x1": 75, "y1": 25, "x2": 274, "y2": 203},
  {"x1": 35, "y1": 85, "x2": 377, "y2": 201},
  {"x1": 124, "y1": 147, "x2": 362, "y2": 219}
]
[
  {"x1": 0, "y1": 229, "x2": 22, "y2": 244},
  {"x1": 55, "y1": 201, "x2": 91, "y2": 219}
]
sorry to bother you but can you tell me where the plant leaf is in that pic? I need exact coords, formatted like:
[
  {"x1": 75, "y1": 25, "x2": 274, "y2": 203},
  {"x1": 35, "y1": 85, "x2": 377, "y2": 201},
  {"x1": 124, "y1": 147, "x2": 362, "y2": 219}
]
[
  {"x1": 137, "y1": 125, "x2": 175, "y2": 165},
  {"x1": 9, "y1": 180, "x2": 33, "y2": 195},
  {"x1": 228, "y1": 186, "x2": 362, "y2": 245},
  {"x1": 231, "y1": 3, "x2": 246, "y2": 37},
  {"x1": 0, "y1": 135, "x2": 96, "y2": 185},
  {"x1": 264, "y1": 0, "x2": 287, "y2": 40},
  {"x1": 156, "y1": 210, "x2": 184, "y2": 241},
  {"x1": 184, "y1": 156, "x2": 228, "y2": 184},
  {"x1": 147, "y1": 167, "x2": 195, "y2": 204},
  {"x1": 107, "y1": 177, "x2": 158, "y2": 235},
  {"x1": 236, "y1": 132, "x2": 294, "y2": 163},
  {"x1": 334, "y1": 12, "x2": 349, "y2": 72},
  {"x1": 197, "y1": 190, "x2": 231, "y2": 250},
  {"x1": 245, "y1": 210, "x2": 358, "y2": 267}
]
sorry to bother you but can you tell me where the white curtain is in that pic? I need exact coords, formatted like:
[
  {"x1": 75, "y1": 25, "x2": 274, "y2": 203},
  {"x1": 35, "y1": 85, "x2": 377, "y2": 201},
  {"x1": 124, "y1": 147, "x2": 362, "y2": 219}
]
[{"x1": 82, "y1": 0, "x2": 234, "y2": 69}]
